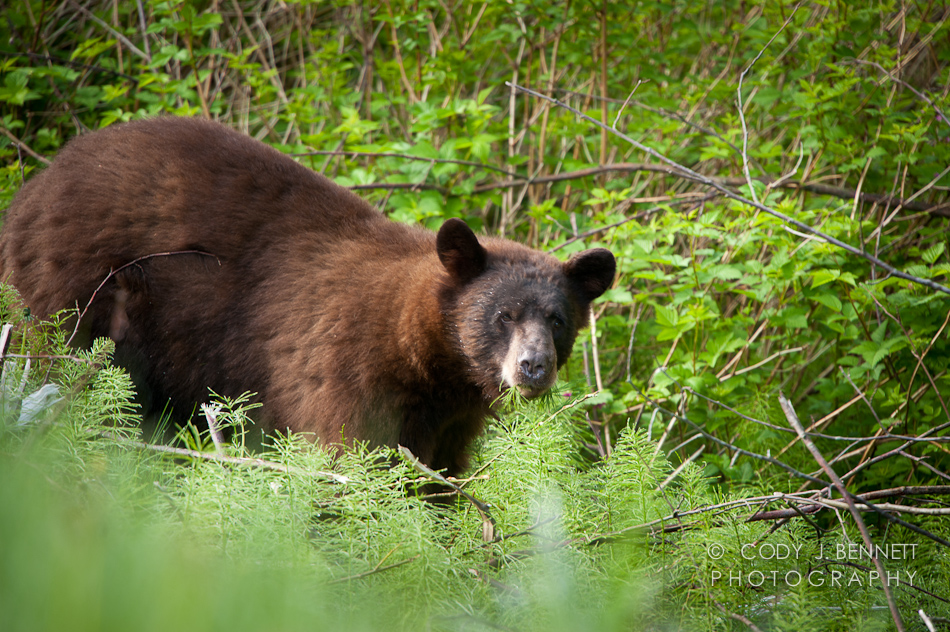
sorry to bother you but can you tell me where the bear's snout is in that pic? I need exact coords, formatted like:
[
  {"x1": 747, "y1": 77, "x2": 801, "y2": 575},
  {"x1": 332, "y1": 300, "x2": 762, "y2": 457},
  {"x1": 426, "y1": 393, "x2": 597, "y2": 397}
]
[
  {"x1": 518, "y1": 350, "x2": 553, "y2": 383},
  {"x1": 500, "y1": 319, "x2": 558, "y2": 398}
]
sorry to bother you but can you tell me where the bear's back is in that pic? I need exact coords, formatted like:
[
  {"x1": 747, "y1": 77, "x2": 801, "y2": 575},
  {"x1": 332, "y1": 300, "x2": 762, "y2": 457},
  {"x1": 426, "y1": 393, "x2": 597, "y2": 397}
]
[{"x1": 0, "y1": 117, "x2": 386, "y2": 317}]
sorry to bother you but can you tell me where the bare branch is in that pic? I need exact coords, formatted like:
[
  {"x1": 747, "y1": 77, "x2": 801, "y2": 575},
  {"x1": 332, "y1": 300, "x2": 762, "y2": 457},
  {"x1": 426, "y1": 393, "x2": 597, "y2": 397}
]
[
  {"x1": 1, "y1": 126, "x2": 51, "y2": 166},
  {"x1": 737, "y1": 3, "x2": 802, "y2": 205},
  {"x1": 780, "y1": 394, "x2": 905, "y2": 631}
]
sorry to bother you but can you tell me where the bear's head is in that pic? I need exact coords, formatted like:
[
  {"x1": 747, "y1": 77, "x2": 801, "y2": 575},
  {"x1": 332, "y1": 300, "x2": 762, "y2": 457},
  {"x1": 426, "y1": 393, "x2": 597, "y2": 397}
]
[{"x1": 437, "y1": 218, "x2": 616, "y2": 400}]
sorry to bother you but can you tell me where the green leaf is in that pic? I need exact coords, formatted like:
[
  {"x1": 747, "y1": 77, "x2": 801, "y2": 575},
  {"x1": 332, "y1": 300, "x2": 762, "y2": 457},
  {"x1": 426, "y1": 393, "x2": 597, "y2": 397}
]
[
  {"x1": 812, "y1": 293, "x2": 842, "y2": 312},
  {"x1": 870, "y1": 321, "x2": 888, "y2": 344},
  {"x1": 782, "y1": 308, "x2": 809, "y2": 329},
  {"x1": 469, "y1": 133, "x2": 496, "y2": 160},
  {"x1": 711, "y1": 265, "x2": 743, "y2": 281},
  {"x1": 837, "y1": 272, "x2": 858, "y2": 286},
  {"x1": 811, "y1": 268, "x2": 841, "y2": 288},
  {"x1": 654, "y1": 304, "x2": 678, "y2": 328},
  {"x1": 922, "y1": 243, "x2": 946, "y2": 264},
  {"x1": 601, "y1": 288, "x2": 634, "y2": 304}
]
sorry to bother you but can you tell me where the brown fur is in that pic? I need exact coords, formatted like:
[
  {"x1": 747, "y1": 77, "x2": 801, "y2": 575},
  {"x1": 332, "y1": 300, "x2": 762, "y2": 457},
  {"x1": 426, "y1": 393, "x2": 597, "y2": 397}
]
[{"x1": 0, "y1": 117, "x2": 615, "y2": 475}]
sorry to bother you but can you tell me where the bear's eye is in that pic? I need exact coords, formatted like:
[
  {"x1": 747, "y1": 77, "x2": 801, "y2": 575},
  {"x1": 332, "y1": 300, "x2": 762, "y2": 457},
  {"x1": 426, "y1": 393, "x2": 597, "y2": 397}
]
[{"x1": 498, "y1": 311, "x2": 513, "y2": 324}]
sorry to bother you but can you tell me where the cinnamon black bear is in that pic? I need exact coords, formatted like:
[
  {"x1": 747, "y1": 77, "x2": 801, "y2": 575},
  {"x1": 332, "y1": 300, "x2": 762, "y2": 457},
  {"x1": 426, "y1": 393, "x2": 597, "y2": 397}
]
[{"x1": 0, "y1": 117, "x2": 615, "y2": 475}]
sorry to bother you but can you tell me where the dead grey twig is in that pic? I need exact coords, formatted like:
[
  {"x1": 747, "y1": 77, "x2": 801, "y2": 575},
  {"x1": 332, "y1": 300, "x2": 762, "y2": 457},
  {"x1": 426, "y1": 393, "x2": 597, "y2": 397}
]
[
  {"x1": 737, "y1": 3, "x2": 802, "y2": 206},
  {"x1": 780, "y1": 393, "x2": 905, "y2": 632},
  {"x1": 398, "y1": 445, "x2": 496, "y2": 542}
]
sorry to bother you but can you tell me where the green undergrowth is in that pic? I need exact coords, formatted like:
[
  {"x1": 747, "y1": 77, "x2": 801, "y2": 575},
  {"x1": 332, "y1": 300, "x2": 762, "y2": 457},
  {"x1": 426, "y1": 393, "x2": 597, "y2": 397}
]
[{"x1": 2, "y1": 290, "x2": 947, "y2": 631}]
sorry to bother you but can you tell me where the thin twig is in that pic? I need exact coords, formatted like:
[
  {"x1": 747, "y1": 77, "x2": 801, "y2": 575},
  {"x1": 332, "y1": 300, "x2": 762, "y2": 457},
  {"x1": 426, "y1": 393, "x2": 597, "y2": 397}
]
[
  {"x1": 461, "y1": 516, "x2": 559, "y2": 555},
  {"x1": 612, "y1": 80, "x2": 645, "y2": 128},
  {"x1": 593, "y1": 486, "x2": 950, "y2": 538},
  {"x1": 65, "y1": 250, "x2": 220, "y2": 347},
  {"x1": 327, "y1": 554, "x2": 420, "y2": 584},
  {"x1": 398, "y1": 445, "x2": 495, "y2": 542},
  {"x1": 737, "y1": 3, "x2": 801, "y2": 205},
  {"x1": 350, "y1": 182, "x2": 449, "y2": 194},
  {"x1": 780, "y1": 393, "x2": 905, "y2": 632},
  {"x1": 716, "y1": 601, "x2": 766, "y2": 632},
  {"x1": 850, "y1": 59, "x2": 949, "y2": 130},
  {"x1": 1, "y1": 126, "x2": 51, "y2": 165},
  {"x1": 789, "y1": 496, "x2": 950, "y2": 516},
  {"x1": 66, "y1": 0, "x2": 150, "y2": 61},
  {"x1": 724, "y1": 175, "x2": 950, "y2": 215},
  {"x1": 748, "y1": 486, "x2": 950, "y2": 522},
  {"x1": 472, "y1": 162, "x2": 678, "y2": 193}
]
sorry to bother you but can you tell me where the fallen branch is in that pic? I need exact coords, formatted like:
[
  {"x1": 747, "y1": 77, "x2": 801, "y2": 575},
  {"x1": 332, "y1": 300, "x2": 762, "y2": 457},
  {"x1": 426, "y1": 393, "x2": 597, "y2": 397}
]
[{"x1": 748, "y1": 486, "x2": 950, "y2": 522}]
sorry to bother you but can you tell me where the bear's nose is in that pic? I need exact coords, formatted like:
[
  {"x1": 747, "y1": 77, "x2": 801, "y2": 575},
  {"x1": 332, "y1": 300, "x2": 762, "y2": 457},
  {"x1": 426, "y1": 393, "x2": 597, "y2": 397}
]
[{"x1": 519, "y1": 353, "x2": 551, "y2": 382}]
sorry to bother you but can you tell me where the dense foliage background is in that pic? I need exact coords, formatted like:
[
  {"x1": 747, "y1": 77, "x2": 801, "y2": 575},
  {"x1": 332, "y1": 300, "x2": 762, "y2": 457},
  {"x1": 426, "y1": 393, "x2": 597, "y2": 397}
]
[{"x1": 2, "y1": 1, "x2": 949, "y2": 630}]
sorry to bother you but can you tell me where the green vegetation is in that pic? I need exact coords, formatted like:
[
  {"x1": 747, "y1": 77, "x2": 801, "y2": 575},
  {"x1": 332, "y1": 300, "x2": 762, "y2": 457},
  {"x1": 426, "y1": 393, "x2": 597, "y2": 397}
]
[{"x1": 2, "y1": 1, "x2": 949, "y2": 630}]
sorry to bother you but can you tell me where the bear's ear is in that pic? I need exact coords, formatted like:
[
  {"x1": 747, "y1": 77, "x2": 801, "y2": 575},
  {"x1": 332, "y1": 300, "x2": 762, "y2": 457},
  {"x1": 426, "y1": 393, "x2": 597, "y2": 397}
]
[
  {"x1": 437, "y1": 218, "x2": 487, "y2": 283},
  {"x1": 565, "y1": 248, "x2": 616, "y2": 303}
]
